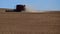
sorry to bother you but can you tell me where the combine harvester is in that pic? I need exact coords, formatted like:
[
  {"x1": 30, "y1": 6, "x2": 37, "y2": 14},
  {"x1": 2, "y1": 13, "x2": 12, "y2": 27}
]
[{"x1": 6, "y1": 4, "x2": 26, "y2": 12}]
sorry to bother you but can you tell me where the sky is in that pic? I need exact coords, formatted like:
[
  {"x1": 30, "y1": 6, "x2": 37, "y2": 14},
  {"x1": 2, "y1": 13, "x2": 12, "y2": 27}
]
[{"x1": 0, "y1": 0, "x2": 60, "y2": 10}]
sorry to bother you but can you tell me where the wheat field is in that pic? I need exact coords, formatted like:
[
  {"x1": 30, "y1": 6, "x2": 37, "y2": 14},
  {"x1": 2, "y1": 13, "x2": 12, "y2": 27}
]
[{"x1": 0, "y1": 9, "x2": 60, "y2": 34}]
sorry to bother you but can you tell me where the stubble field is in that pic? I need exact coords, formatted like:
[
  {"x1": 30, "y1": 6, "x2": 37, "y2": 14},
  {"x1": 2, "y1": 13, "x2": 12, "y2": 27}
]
[{"x1": 0, "y1": 9, "x2": 60, "y2": 34}]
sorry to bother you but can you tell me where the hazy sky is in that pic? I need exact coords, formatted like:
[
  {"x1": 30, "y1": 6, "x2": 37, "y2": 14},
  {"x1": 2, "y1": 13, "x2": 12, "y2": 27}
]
[{"x1": 0, "y1": 0, "x2": 60, "y2": 10}]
